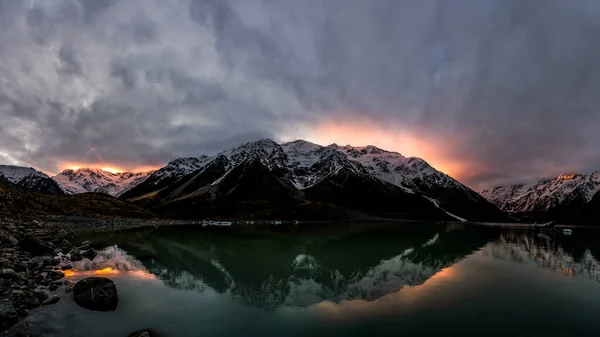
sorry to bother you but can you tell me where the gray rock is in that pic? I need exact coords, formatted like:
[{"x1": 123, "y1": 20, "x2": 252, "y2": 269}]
[
  {"x1": 34, "y1": 290, "x2": 49, "y2": 302},
  {"x1": 60, "y1": 239, "x2": 73, "y2": 251},
  {"x1": 128, "y1": 329, "x2": 158, "y2": 337},
  {"x1": 0, "y1": 269, "x2": 16, "y2": 279},
  {"x1": 79, "y1": 240, "x2": 92, "y2": 250},
  {"x1": 56, "y1": 229, "x2": 68, "y2": 239},
  {"x1": 41, "y1": 294, "x2": 60, "y2": 306},
  {"x1": 69, "y1": 248, "x2": 83, "y2": 262},
  {"x1": 73, "y1": 277, "x2": 118, "y2": 311},
  {"x1": 18, "y1": 236, "x2": 54, "y2": 255},
  {"x1": 47, "y1": 270, "x2": 64, "y2": 281},
  {"x1": 61, "y1": 265, "x2": 73, "y2": 271},
  {"x1": 81, "y1": 249, "x2": 97, "y2": 260},
  {"x1": 27, "y1": 256, "x2": 53, "y2": 271},
  {"x1": 11, "y1": 290, "x2": 41, "y2": 310},
  {"x1": 7, "y1": 236, "x2": 18, "y2": 246}
]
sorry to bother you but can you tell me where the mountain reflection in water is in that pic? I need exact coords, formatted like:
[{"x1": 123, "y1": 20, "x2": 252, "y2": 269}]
[
  {"x1": 12, "y1": 223, "x2": 600, "y2": 337},
  {"x1": 69, "y1": 224, "x2": 600, "y2": 310}
]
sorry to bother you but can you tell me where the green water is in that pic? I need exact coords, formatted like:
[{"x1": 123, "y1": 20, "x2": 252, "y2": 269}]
[{"x1": 12, "y1": 223, "x2": 600, "y2": 337}]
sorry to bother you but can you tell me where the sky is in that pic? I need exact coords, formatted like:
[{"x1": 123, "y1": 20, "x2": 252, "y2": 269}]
[{"x1": 2, "y1": 0, "x2": 600, "y2": 190}]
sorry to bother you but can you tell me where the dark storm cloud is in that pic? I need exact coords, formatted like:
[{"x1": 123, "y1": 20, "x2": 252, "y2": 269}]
[
  {"x1": 1, "y1": 0, "x2": 600, "y2": 189},
  {"x1": 57, "y1": 44, "x2": 82, "y2": 76}
]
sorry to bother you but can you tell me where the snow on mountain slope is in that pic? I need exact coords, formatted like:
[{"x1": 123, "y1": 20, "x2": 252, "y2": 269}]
[
  {"x1": 218, "y1": 138, "x2": 288, "y2": 171},
  {"x1": 281, "y1": 140, "x2": 370, "y2": 189},
  {"x1": 53, "y1": 168, "x2": 154, "y2": 196},
  {"x1": 142, "y1": 156, "x2": 212, "y2": 188},
  {"x1": 136, "y1": 139, "x2": 468, "y2": 196},
  {"x1": 423, "y1": 196, "x2": 467, "y2": 222},
  {"x1": 327, "y1": 144, "x2": 465, "y2": 193},
  {"x1": 281, "y1": 140, "x2": 323, "y2": 170},
  {"x1": 481, "y1": 171, "x2": 600, "y2": 213},
  {"x1": 0, "y1": 165, "x2": 64, "y2": 194},
  {"x1": 0, "y1": 165, "x2": 46, "y2": 183}
]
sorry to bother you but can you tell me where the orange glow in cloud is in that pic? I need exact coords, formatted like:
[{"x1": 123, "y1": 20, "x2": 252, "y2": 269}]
[
  {"x1": 290, "y1": 121, "x2": 467, "y2": 179},
  {"x1": 60, "y1": 162, "x2": 160, "y2": 174}
]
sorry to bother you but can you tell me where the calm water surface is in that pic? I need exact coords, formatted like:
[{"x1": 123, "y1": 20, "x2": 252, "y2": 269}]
[{"x1": 10, "y1": 223, "x2": 600, "y2": 337}]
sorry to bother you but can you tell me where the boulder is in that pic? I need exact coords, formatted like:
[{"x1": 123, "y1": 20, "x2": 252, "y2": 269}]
[
  {"x1": 47, "y1": 270, "x2": 64, "y2": 281},
  {"x1": 0, "y1": 269, "x2": 16, "y2": 279},
  {"x1": 6, "y1": 236, "x2": 18, "y2": 247},
  {"x1": 128, "y1": 329, "x2": 158, "y2": 337},
  {"x1": 81, "y1": 249, "x2": 97, "y2": 260},
  {"x1": 41, "y1": 294, "x2": 60, "y2": 306},
  {"x1": 10, "y1": 290, "x2": 41, "y2": 310},
  {"x1": 27, "y1": 256, "x2": 53, "y2": 271},
  {"x1": 73, "y1": 277, "x2": 118, "y2": 311},
  {"x1": 56, "y1": 229, "x2": 68, "y2": 239},
  {"x1": 18, "y1": 236, "x2": 54, "y2": 255},
  {"x1": 69, "y1": 248, "x2": 83, "y2": 262},
  {"x1": 79, "y1": 241, "x2": 92, "y2": 250},
  {"x1": 60, "y1": 239, "x2": 73, "y2": 252}
]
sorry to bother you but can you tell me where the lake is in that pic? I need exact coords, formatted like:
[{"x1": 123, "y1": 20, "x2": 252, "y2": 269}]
[{"x1": 9, "y1": 222, "x2": 600, "y2": 337}]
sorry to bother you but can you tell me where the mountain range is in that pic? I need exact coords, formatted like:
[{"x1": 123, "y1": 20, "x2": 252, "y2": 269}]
[
  {"x1": 117, "y1": 139, "x2": 508, "y2": 221},
  {"x1": 481, "y1": 171, "x2": 600, "y2": 224},
  {"x1": 17, "y1": 138, "x2": 600, "y2": 222},
  {"x1": 53, "y1": 169, "x2": 154, "y2": 196}
]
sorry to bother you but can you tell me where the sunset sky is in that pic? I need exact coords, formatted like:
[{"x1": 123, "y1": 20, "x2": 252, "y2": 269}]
[{"x1": 2, "y1": 0, "x2": 600, "y2": 190}]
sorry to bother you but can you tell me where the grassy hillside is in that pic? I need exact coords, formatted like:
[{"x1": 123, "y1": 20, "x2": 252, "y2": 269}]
[{"x1": 0, "y1": 177, "x2": 155, "y2": 218}]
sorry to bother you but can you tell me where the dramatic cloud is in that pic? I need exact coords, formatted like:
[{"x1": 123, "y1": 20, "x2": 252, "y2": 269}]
[{"x1": 2, "y1": 0, "x2": 600, "y2": 189}]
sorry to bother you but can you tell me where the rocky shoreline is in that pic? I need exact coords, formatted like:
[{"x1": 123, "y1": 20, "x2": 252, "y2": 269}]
[
  {"x1": 0, "y1": 216, "x2": 243, "y2": 336},
  {"x1": 0, "y1": 217, "x2": 112, "y2": 334}
]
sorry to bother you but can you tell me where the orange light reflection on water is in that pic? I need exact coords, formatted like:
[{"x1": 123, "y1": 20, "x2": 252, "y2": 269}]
[
  {"x1": 309, "y1": 265, "x2": 460, "y2": 321},
  {"x1": 62, "y1": 267, "x2": 156, "y2": 280}
]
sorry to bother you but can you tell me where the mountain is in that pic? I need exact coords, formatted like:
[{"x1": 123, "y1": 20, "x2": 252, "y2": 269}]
[
  {"x1": 121, "y1": 139, "x2": 508, "y2": 222},
  {"x1": 481, "y1": 171, "x2": 600, "y2": 222},
  {"x1": 53, "y1": 168, "x2": 155, "y2": 197},
  {"x1": 0, "y1": 165, "x2": 64, "y2": 195},
  {"x1": 0, "y1": 174, "x2": 153, "y2": 219},
  {"x1": 328, "y1": 143, "x2": 507, "y2": 222},
  {"x1": 570, "y1": 187, "x2": 600, "y2": 225},
  {"x1": 119, "y1": 157, "x2": 212, "y2": 200}
]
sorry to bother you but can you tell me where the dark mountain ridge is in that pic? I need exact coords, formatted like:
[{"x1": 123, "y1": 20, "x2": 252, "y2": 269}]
[{"x1": 122, "y1": 139, "x2": 510, "y2": 222}]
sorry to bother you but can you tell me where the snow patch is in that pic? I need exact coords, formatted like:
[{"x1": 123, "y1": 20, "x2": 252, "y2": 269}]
[{"x1": 423, "y1": 196, "x2": 468, "y2": 222}]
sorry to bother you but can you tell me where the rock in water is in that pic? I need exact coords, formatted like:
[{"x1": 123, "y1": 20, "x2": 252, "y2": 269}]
[
  {"x1": 73, "y1": 277, "x2": 118, "y2": 311},
  {"x1": 10, "y1": 290, "x2": 42, "y2": 310},
  {"x1": 0, "y1": 299, "x2": 18, "y2": 331},
  {"x1": 128, "y1": 329, "x2": 158, "y2": 337},
  {"x1": 41, "y1": 294, "x2": 60, "y2": 306}
]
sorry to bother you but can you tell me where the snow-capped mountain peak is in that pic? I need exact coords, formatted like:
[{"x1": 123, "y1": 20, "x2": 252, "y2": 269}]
[
  {"x1": 0, "y1": 165, "x2": 47, "y2": 183},
  {"x1": 53, "y1": 168, "x2": 155, "y2": 196},
  {"x1": 481, "y1": 171, "x2": 600, "y2": 214},
  {"x1": 219, "y1": 138, "x2": 288, "y2": 170},
  {"x1": 325, "y1": 144, "x2": 457, "y2": 191},
  {"x1": 0, "y1": 165, "x2": 64, "y2": 194}
]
